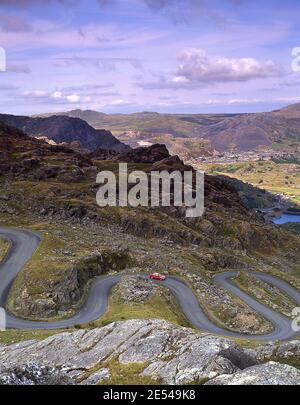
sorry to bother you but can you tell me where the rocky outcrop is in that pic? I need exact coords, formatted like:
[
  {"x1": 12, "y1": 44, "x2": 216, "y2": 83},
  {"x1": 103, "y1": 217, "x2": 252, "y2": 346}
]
[
  {"x1": 0, "y1": 122, "x2": 95, "y2": 180},
  {"x1": 0, "y1": 363, "x2": 73, "y2": 385},
  {"x1": 9, "y1": 250, "x2": 132, "y2": 319},
  {"x1": 0, "y1": 320, "x2": 254, "y2": 385},
  {"x1": 11, "y1": 266, "x2": 80, "y2": 318},
  {"x1": 205, "y1": 362, "x2": 300, "y2": 385},
  {"x1": 117, "y1": 274, "x2": 163, "y2": 303},
  {"x1": 233, "y1": 272, "x2": 296, "y2": 317},
  {"x1": 178, "y1": 269, "x2": 271, "y2": 334},
  {"x1": 220, "y1": 175, "x2": 287, "y2": 211},
  {"x1": 0, "y1": 320, "x2": 299, "y2": 385},
  {"x1": 75, "y1": 251, "x2": 133, "y2": 289},
  {"x1": 247, "y1": 340, "x2": 300, "y2": 365},
  {"x1": 150, "y1": 154, "x2": 192, "y2": 172},
  {"x1": 88, "y1": 143, "x2": 172, "y2": 164},
  {"x1": 88, "y1": 148, "x2": 119, "y2": 161},
  {"x1": 115, "y1": 144, "x2": 170, "y2": 164}
]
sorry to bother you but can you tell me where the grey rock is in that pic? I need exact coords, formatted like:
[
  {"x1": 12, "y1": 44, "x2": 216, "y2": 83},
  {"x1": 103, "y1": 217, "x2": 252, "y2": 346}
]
[
  {"x1": 246, "y1": 340, "x2": 300, "y2": 364},
  {"x1": 80, "y1": 368, "x2": 110, "y2": 385},
  {"x1": 0, "y1": 319, "x2": 258, "y2": 385},
  {"x1": 0, "y1": 362, "x2": 73, "y2": 385},
  {"x1": 117, "y1": 273, "x2": 161, "y2": 303},
  {"x1": 205, "y1": 362, "x2": 300, "y2": 385},
  {"x1": 10, "y1": 249, "x2": 131, "y2": 319},
  {"x1": 0, "y1": 320, "x2": 298, "y2": 385}
]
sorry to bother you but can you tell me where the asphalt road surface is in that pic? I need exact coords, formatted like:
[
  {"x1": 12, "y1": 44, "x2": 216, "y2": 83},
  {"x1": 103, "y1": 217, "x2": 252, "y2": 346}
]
[{"x1": 1, "y1": 227, "x2": 300, "y2": 341}]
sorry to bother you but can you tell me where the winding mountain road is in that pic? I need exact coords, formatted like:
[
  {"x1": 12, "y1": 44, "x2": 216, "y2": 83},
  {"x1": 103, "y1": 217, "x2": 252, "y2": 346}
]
[{"x1": 0, "y1": 227, "x2": 300, "y2": 341}]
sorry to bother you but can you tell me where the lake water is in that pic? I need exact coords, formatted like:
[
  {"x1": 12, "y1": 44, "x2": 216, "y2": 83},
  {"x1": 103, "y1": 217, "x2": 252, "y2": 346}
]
[{"x1": 273, "y1": 214, "x2": 300, "y2": 225}]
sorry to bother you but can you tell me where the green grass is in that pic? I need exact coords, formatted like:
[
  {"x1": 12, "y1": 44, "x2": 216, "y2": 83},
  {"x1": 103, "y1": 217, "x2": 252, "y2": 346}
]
[
  {"x1": 82, "y1": 358, "x2": 160, "y2": 385},
  {"x1": 271, "y1": 140, "x2": 300, "y2": 152},
  {"x1": 5, "y1": 228, "x2": 74, "y2": 316},
  {"x1": 233, "y1": 272, "x2": 297, "y2": 318},
  {"x1": 5, "y1": 221, "x2": 134, "y2": 321},
  {"x1": 275, "y1": 359, "x2": 300, "y2": 370},
  {"x1": 202, "y1": 160, "x2": 300, "y2": 204},
  {"x1": 102, "y1": 360, "x2": 158, "y2": 385},
  {"x1": 273, "y1": 155, "x2": 300, "y2": 165},
  {"x1": 95, "y1": 287, "x2": 190, "y2": 329},
  {"x1": 0, "y1": 328, "x2": 72, "y2": 345},
  {"x1": 0, "y1": 237, "x2": 10, "y2": 263},
  {"x1": 282, "y1": 222, "x2": 300, "y2": 235},
  {"x1": 169, "y1": 266, "x2": 273, "y2": 336}
]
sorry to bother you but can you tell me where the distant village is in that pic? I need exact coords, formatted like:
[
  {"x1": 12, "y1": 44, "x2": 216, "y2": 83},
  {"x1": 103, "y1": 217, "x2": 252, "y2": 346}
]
[{"x1": 192, "y1": 147, "x2": 299, "y2": 164}]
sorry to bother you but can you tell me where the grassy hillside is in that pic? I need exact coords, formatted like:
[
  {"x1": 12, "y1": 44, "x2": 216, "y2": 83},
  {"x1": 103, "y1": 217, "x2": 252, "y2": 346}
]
[{"x1": 201, "y1": 160, "x2": 300, "y2": 204}]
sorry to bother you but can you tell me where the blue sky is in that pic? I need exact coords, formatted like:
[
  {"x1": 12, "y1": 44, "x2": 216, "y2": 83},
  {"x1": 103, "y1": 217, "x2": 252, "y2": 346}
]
[{"x1": 0, "y1": 0, "x2": 300, "y2": 115}]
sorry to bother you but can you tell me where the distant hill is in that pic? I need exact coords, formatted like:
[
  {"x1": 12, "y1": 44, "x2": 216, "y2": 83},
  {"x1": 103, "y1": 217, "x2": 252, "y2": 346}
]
[
  {"x1": 36, "y1": 109, "x2": 108, "y2": 127},
  {"x1": 39, "y1": 104, "x2": 300, "y2": 153},
  {"x1": 191, "y1": 110, "x2": 300, "y2": 151},
  {"x1": 273, "y1": 102, "x2": 300, "y2": 118},
  {"x1": 0, "y1": 113, "x2": 129, "y2": 152}
]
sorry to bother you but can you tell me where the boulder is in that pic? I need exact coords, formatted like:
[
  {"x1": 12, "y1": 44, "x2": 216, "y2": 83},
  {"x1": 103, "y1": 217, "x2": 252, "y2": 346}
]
[
  {"x1": 205, "y1": 362, "x2": 300, "y2": 385},
  {"x1": 0, "y1": 362, "x2": 73, "y2": 385},
  {"x1": 116, "y1": 144, "x2": 170, "y2": 164}
]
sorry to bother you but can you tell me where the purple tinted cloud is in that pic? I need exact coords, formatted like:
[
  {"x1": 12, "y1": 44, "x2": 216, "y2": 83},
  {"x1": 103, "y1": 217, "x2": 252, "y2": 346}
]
[
  {"x1": 176, "y1": 49, "x2": 282, "y2": 83},
  {"x1": 6, "y1": 63, "x2": 31, "y2": 73},
  {"x1": 58, "y1": 56, "x2": 143, "y2": 71},
  {"x1": 143, "y1": 0, "x2": 241, "y2": 24},
  {"x1": 0, "y1": 0, "x2": 76, "y2": 5},
  {"x1": 98, "y1": 0, "x2": 245, "y2": 25},
  {"x1": 0, "y1": 14, "x2": 32, "y2": 32}
]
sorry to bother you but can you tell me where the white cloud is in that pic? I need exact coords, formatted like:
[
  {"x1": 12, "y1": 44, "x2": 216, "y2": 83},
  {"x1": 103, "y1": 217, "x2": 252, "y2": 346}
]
[
  {"x1": 180, "y1": 98, "x2": 265, "y2": 106},
  {"x1": 23, "y1": 89, "x2": 84, "y2": 105},
  {"x1": 51, "y1": 91, "x2": 82, "y2": 103},
  {"x1": 276, "y1": 96, "x2": 300, "y2": 103},
  {"x1": 52, "y1": 91, "x2": 63, "y2": 99},
  {"x1": 176, "y1": 48, "x2": 282, "y2": 84},
  {"x1": 66, "y1": 94, "x2": 80, "y2": 103},
  {"x1": 138, "y1": 48, "x2": 282, "y2": 91},
  {"x1": 23, "y1": 90, "x2": 47, "y2": 97},
  {"x1": 227, "y1": 98, "x2": 264, "y2": 105},
  {"x1": 108, "y1": 99, "x2": 130, "y2": 106},
  {"x1": 171, "y1": 76, "x2": 189, "y2": 83}
]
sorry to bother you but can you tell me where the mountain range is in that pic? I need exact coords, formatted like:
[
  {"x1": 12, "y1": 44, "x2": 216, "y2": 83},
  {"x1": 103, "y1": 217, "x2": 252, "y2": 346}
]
[
  {"x1": 37, "y1": 103, "x2": 300, "y2": 153},
  {"x1": 1, "y1": 103, "x2": 300, "y2": 157},
  {"x1": 0, "y1": 113, "x2": 129, "y2": 152}
]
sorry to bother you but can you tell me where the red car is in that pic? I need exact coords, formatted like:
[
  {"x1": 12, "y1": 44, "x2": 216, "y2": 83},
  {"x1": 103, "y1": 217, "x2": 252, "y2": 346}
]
[{"x1": 150, "y1": 273, "x2": 167, "y2": 281}]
